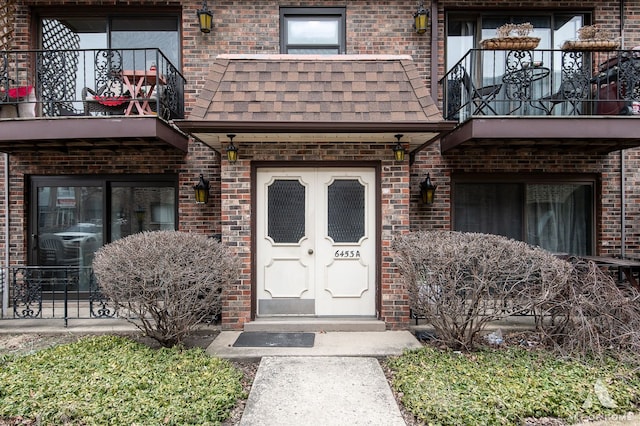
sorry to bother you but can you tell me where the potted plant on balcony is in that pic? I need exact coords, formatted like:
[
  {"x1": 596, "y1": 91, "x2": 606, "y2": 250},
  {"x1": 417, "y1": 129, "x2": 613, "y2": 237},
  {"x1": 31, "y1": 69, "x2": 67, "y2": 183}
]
[
  {"x1": 561, "y1": 25, "x2": 620, "y2": 51},
  {"x1": 480, "y1": 23, "x2": 540, "y2": 50}
]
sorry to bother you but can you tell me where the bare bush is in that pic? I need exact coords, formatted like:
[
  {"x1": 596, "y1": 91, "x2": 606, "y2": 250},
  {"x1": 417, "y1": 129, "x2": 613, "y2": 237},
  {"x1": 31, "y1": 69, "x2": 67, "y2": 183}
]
[
  {"x1": 393, "y1": 231, "x2": 572, "y2": 350},
  {"x1": 538, "y1": 258, "x2": 640, "y2": 360},
  {"x1": 92, "y1": 231, "x2": 240, "y2": 347}
]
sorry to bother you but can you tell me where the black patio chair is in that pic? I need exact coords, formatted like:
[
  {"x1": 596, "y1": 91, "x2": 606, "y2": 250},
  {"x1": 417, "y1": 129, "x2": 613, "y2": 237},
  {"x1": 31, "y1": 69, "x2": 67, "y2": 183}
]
[
  {"x1": 539, "y1": 72, "x2": 590, "y2": 115},
  {"x1": 462, "y1": 71, "x2": 503, "y2": 116}
]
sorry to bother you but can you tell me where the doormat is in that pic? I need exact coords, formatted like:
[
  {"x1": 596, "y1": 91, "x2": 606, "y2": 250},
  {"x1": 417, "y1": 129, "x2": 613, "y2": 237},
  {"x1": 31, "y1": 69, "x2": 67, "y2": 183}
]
[{"x1": 232, "y1": 332, "x2": 315, "y2": 348}]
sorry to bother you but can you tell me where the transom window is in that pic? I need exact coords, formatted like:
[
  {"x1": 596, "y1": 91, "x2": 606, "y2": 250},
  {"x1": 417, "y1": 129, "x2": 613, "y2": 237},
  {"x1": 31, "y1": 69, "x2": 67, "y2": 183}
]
[
  {"x1": 280, "y1": 7, "x2": 346, "y2": 54},
  {"x1": 452, "y1": 175, "x2": 595, "y2": 256}
]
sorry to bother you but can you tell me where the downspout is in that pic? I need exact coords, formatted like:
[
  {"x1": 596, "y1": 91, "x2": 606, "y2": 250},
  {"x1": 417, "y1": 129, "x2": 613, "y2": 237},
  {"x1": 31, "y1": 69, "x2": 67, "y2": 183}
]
[
  {"x1": 621, "y1": 152, "x2": 626, "y2": 259},
  {"x1": 619, "y1": 0, "x2": 626, "y2": 260},
  {"x1": 2, "y1": 153, "x2": 8, "y2": 317},
  {"x1": 430, "y1": 0, "x2": 439, "y2": 101},
  {"x1": 620, "y1": 0, "x2": 625, "y2": 49}
]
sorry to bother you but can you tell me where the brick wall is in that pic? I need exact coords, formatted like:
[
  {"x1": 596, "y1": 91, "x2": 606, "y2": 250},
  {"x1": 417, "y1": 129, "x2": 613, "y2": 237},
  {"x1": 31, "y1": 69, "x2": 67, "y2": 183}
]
[
  {"x1": 1, "y1": 0, "x2": 639, "y2": 326},
  {"x1": 409, "y1": 0, "x2": 640, "y2": 259},
  {"x1": 219, "y1": 141, "x2": 410, "y2": 330}
]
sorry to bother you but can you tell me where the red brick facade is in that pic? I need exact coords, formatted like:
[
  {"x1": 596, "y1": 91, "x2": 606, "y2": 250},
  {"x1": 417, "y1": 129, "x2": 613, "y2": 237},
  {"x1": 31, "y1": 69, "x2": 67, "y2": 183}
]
[{"x1": 1, "y1": 0, "x2": 640, "y2": 330}]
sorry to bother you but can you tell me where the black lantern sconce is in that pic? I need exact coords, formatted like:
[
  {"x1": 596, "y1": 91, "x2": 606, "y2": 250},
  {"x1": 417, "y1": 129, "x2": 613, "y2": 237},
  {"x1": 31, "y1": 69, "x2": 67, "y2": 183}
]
[
  {"x1": 420, "y1": 173, "x2": 437, "y2": 205},
  {"x1": 393, "y1": 134, "x2": 406, "y2": 162},
  {"x1": 197, "y1": 0, "x2": 213, "y2": 33},
  {"x1": 413, "y1": 2, "x2": 429, "y2": 34},
  {"x1": 226, "y1": 134, "x2": 238, "y2": 163},
  {"x1": 194, "y1": 174, "x2": 210, "y2": 204}
]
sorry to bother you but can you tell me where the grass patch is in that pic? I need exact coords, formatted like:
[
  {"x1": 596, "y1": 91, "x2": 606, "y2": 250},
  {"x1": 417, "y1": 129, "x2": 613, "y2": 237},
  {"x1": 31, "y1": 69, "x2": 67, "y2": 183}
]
[
  {"x1": 0, "y1": 335, "x2": 245, "y2": 425},
  {"x1": 386, "y1": 346, "x2": 640, "y2": 425}
]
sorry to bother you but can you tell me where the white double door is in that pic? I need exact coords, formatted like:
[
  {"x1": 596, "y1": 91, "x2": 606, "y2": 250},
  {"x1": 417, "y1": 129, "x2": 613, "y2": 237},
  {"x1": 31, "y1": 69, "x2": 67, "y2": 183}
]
[{"x1": 256, "y1": 168, "x2": 376, "y2": 317}]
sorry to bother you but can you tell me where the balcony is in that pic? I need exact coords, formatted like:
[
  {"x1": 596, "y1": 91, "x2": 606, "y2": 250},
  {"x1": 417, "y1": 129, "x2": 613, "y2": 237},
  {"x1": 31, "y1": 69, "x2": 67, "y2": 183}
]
[
  {"x1": 440, "y1": 48, "x2": 640, "y2": 153},
  {"x1": 0, "y1": 49, "x2": 188, "y2": 153}
]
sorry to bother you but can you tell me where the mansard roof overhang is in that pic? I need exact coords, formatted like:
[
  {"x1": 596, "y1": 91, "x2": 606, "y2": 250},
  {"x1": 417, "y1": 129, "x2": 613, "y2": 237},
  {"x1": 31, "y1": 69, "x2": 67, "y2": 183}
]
[
  {"x1": 0, "y1": 117, "x2": 189, "y2": 153},
  {"x1": 178, "y1": 120, "x2": 457, "y2": 153},
  {"x1": 175, "y1": 54, "x2": 456, "y2": 154},
  {"x1": 440, "y1": 117, "x2": 640, "y2": 154}
]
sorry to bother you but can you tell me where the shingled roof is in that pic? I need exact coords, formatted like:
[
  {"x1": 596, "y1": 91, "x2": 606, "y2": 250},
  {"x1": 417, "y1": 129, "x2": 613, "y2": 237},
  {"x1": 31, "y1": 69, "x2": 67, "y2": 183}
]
[{"x1": 177, "y1": 54, "x2": 455, "y2": 152}]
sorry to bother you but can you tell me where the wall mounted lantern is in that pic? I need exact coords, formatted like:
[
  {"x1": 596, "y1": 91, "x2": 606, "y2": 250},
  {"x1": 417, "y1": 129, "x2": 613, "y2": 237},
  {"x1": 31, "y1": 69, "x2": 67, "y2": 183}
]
[
  {"x1": 194, "y1": 174, "x2": 210, "y2": 204},
  {"x1": 226, "y1": 134, "x2": 238, "y2": 163},
  {"x1": 393, "y1": 134, "x2": 406, "y2": 162},
  {"x1": 197, "y1": 0, "x2": 213, "y2": 33},
  {"x1": 420, "y1": 173, "x2": 437, "y2": 205},
  {"x1": 413, "y1": 2, "x2": 429, "y2": 34}
]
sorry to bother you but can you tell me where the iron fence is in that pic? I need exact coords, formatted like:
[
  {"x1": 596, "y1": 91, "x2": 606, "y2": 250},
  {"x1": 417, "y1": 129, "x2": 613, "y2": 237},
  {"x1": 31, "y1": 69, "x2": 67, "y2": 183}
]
[
  {"x1": 442, "y1": 48, "x2": 640, "y2": 121},
  {"x1": 0, "y1": 48, "x2": 185, "y2": 120},
  {"x1": 1, "y1": 266, "x2": 116, "y2": 326}
]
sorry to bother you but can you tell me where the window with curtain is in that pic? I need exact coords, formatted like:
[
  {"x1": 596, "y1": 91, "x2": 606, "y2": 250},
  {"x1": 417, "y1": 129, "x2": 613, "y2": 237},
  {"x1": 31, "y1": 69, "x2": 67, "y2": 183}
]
[{"x1": 453, "y1": 177, "x2": 594, "y2": 255}]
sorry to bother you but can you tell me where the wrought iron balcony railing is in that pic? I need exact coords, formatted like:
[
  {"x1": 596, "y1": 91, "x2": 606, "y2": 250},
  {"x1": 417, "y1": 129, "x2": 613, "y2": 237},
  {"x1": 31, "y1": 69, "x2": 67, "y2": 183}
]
[
  {"x1": 0, "y1": 48, "x2": 185, "y2": 120},
  {"x1": 442, "y1": 48, "x2": 640, "y2": 122}
]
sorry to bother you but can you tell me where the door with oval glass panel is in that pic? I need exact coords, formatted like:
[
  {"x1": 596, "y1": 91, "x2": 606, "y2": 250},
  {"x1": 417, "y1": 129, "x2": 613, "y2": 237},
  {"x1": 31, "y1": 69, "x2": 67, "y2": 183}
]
[{"x1": 256, "y1": 168, "x2": 376, "y2": 317}]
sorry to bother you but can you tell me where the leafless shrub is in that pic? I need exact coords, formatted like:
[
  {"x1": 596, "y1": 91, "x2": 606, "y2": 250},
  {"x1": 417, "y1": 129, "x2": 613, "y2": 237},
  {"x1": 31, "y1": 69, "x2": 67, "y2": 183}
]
[
  {"x1": 537, "y1": 258, "x2": 640, "y2": 360},
  {"x1": 92, "y1": 231, "x2": 240, "y2": 347},
  {"x1": 393, "y1": 231, "x2": 572, "y2": 351}
]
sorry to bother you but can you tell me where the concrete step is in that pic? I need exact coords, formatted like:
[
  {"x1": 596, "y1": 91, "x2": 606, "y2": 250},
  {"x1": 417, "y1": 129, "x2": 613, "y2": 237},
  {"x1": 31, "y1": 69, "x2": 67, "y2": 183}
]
[{"x1": 244, "y1": 318, "x2": 386, "y2": 332}]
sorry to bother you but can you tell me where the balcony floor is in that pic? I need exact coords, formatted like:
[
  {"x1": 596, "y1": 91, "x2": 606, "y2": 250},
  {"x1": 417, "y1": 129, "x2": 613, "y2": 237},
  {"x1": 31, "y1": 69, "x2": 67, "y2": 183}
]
[
  {"x1": 0, "y1": 116, "x2": 189, "y2": 153},
  {"x1": 440, "y1": 116, "x2": 640, "y2": 154}
]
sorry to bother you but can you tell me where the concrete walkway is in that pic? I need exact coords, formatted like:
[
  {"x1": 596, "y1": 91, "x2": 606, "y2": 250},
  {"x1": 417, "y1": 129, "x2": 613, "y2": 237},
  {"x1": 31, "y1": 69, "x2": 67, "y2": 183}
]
[
  {"x1": 239, "y1": 356, "x2": 406, "y2": 426},
  {"x1": 208, "y1": 330, "x2": 421, "y2": 425}
]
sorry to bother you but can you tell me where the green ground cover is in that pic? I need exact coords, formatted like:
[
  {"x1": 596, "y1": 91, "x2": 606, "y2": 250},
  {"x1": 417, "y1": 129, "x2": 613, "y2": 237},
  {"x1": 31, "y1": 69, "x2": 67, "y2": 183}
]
[
  {"x1": 0, "y1": 335, "x2": 245, "y2": 425},
  {"x1": 387, "y1": 346, "x2": 640, "y2": 425}
]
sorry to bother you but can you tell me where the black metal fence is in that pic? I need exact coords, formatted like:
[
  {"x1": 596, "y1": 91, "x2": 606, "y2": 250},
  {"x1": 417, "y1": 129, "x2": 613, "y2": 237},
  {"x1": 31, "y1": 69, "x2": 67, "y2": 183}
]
[
  {"x1": 1, "y1": 266, "x2": 116, "y2": 326},
  {"x1": 442, "y1": 48, "x2": 640, "y2": 121},
  {"x1": 0, "y1": 48, "x2": 185, "y2": 120}
]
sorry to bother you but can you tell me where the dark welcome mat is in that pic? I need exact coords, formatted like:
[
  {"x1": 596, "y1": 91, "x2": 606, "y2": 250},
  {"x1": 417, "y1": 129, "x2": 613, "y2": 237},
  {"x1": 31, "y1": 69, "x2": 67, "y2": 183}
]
[{"x1": 233, "y1": 332, "x2": 315, "y2": 348}]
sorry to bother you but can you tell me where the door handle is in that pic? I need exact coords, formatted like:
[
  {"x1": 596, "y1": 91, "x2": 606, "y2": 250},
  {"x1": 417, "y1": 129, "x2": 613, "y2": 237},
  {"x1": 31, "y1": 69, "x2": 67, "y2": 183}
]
[{"x1": 308, "y1": 249, "x2": 314, "y2": 255}]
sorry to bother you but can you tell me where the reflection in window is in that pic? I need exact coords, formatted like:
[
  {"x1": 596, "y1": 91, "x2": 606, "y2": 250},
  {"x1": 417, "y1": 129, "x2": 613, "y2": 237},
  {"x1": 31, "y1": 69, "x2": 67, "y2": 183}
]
[
  {"x1": 280, "y1": 8, "x2": 346, "y2": 54},
  {"x1": 111, "y1": 186, "x2": 176, "y2": 241},
  {"x1": 36, "y1": 185, "x2": 104, "y2": 291}
]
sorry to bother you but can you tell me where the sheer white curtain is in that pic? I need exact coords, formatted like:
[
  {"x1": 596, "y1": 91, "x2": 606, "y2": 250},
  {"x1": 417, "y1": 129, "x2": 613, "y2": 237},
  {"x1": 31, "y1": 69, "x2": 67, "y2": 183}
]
[{"x1": 526, "y1": 184, "x2": 589, "y2": 255}]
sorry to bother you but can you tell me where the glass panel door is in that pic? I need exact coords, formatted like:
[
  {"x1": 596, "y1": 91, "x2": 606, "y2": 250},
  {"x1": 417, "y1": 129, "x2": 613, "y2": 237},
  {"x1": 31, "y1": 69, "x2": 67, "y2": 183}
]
[
  {"x1": 34, "y1": 185, "x2": 103, "y2": 291},
  {"x1": 110, "y1": 186, "x2": 176, "y2": 241}
]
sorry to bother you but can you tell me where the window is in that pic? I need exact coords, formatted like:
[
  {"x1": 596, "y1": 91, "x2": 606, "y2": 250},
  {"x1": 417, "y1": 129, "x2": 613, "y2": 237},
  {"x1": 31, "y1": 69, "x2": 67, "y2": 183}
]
[
  {"x1": 30, "y1": 175, "x2": 178, "y2": 286},
  {"x1": 280, "y1": 7, "x2": 346, "y2": 54},
  {"x1": 446, "y1": 12, "x2": 590, "y2": 69},
  {"x1": 453, "y1": 175, "x2": 594, "y2": 255},
  {"x1": 38, "y1": 13, "x2": 180, "y2": 116},
  {"x1": 40, "y1": 15, "x2": 180, "y2": 67}
]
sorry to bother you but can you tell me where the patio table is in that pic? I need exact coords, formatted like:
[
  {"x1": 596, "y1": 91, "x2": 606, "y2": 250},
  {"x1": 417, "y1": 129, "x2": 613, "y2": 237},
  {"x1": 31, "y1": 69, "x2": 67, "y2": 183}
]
[
  {"x1": 580, "y1": 255, "x2": 640, "y2": 291},
  {"x1": 502, "y1": 64, "x2": 550, "y2": 114},
  {"x1": 121, "y1": 69, "x2": 165, "y2": 116}
]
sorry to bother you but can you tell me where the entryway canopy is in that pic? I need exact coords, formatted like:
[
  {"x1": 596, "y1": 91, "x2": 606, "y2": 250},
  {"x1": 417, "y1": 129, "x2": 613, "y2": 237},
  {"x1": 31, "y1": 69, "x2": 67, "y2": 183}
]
[{"x1": 176, "y1": 54, "x2": 456, "y2": 154}]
